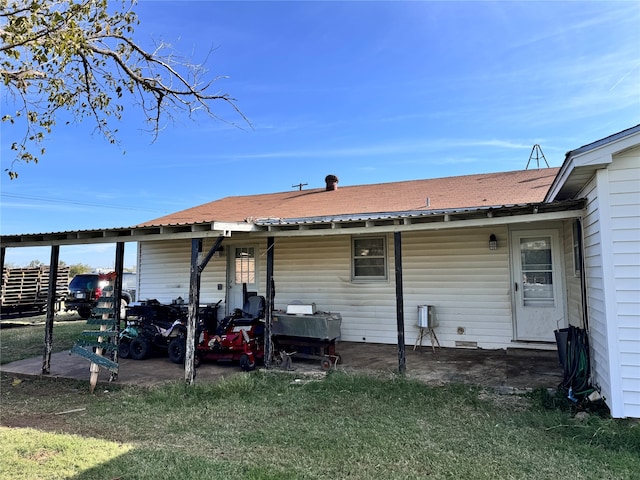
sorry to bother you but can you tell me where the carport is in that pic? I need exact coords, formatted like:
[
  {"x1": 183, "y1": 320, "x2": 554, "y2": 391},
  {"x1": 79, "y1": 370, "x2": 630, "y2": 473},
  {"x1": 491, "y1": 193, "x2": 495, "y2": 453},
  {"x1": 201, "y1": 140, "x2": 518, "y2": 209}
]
[
  {"x1": 1, "y1": 222, "x2": 250, "y2": 385},
  {"x1": 2, "y1": 223, "x2": 423, "y2": 386}
]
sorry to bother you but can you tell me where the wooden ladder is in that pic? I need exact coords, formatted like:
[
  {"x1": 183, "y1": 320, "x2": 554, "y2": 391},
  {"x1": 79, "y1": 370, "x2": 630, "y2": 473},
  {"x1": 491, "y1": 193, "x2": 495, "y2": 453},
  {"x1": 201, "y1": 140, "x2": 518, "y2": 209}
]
[{"x1": 70, "y1": 285, "x2": 119, "y2": 392}]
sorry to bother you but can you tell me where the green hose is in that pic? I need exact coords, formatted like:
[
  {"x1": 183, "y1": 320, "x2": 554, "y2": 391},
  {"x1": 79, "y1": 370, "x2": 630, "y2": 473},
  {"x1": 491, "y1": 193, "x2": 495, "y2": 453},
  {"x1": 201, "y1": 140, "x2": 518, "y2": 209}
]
[{"x1": 559, "y1": 326, "x2": 595, "y2": 401}]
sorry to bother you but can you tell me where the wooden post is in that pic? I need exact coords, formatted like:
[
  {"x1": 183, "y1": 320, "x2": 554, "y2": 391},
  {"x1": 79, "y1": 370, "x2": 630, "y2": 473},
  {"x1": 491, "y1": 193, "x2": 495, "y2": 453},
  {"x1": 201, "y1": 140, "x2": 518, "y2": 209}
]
[
  {"x1": 110, "y1": 242, "x2": 125, "y2": 382},
  {"x1": 0, "y1": 246, "x2": 5, "y2": 285},
  {"x1": 42, "y1": 245, "x2": 60, "y2": 374},
  {"x1": 182, "y1": 236, "x2": 223, "y2": 385},
  {"x1": 185, "y1": 239, "x2": 202, "y2": 385},
  {"x1": 264, "y1": 237, "x2": 275, "y2": 368},
  {"x1": 113, "y1": 243, "x2": 125, "y2": 325},
  {"x1": 394, "y1": 231, "x2": 406, "y2": 374}
]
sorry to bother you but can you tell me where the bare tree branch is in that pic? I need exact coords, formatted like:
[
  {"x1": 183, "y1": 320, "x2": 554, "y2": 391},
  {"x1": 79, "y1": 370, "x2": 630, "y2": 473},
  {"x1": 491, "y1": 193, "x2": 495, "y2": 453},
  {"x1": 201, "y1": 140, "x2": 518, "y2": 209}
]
[{"x1": 1, "y1": 0, "x2": 250, "y2": 179}]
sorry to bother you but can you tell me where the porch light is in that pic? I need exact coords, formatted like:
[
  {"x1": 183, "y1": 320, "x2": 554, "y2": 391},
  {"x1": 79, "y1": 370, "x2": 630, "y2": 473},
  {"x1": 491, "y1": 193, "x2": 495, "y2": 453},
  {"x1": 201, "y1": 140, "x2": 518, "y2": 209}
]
[{"x1": 489, "y1": 234, "x2": 497, "y2": 250}]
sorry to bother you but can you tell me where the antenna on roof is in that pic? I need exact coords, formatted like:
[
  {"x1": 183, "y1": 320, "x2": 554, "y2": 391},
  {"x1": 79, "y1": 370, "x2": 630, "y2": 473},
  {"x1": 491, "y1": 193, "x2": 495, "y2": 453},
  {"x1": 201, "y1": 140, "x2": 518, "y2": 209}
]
[
  {"x1": 526, "y1": 144, "x2": 549, "y2": 170},
  {"x1": 292, "y1": 182, "x2": 308, "y2": 191}
]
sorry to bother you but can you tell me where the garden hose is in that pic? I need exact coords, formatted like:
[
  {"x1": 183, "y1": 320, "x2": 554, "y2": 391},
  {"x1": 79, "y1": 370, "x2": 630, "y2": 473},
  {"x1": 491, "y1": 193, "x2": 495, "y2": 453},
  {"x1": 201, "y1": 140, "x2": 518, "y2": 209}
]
[{"x1": 560, "y1": 326, "x2": 595, "y2": 401}]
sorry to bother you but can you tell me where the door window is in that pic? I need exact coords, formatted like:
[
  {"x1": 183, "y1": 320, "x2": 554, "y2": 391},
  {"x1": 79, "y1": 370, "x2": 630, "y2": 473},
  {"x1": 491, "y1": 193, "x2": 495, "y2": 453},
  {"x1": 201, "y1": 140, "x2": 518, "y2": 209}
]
[
  {"x1": 234, "y1": 247, "x2": 256, "y2": 285},
  {"x1": 520, "y1": 237, "x2": 554, "y2": 307}
]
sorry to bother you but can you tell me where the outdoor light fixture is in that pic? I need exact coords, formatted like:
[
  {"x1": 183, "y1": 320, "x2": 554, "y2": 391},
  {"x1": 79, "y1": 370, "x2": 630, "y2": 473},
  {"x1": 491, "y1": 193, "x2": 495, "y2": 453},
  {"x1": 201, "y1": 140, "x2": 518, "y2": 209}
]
[{"x1": 489, "y1": 234, "x2": 497, "y2": 250}]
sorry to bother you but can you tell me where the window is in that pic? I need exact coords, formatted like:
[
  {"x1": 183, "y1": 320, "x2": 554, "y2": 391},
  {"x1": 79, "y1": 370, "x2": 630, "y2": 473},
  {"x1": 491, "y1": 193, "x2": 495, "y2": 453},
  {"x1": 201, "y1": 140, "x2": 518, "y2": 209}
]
[
  {"x1": 520, "y1": 237, "x2": 554, "y2": 307},
  {"x1": 572, "y1": 219, "x2": 582, "y2": 277},
  {"x1": 234, "y1": 247, "x2": 256, "y2": 285},
  {"x1": 352, "y1": 236, "x2": 387, "y2": 281}
]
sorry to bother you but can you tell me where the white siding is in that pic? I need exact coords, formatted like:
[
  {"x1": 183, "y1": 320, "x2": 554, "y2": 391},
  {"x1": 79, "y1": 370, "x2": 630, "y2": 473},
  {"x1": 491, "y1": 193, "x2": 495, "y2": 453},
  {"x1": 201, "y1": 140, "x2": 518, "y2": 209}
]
[
  {"x1": 138, "y1": 223, "x2": 570, "y2": 350},
  {"x1": 579, "y1": 175, "x2": 612, "y2": 410},
  {"x1": 272, "y1": 234, "x2": 398, "y2": 344},
  {"x1": 401, "y1": 226, "x2": 515, "y2": 349},
  {"x1": 608, "y1": 149, "x2": 640, "y2": 418},
  {"x1": 580, "y1": 145, "x2": 640, "y2": 418},
  {"x1": 272, "y1": 225, "x2": 522, "y2": 349},
  {"x1": 138, "y1": 238, "x2": 227, "y2": 308}
]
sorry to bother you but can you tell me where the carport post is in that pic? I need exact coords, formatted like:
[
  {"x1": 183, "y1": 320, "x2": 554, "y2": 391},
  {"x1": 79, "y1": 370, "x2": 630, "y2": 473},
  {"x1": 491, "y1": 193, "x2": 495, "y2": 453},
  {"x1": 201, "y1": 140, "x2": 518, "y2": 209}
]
[
  {"x1": 0, "y1": 247, "x2": 5, "y2": 283},
  {"x1": 185, "y1": 238, "x2": 203, "y2": 385},
  {"x1": 113, "y1": 243, "x2": 125, "y2": 327},
  {"x1": 110, "y1": 242, "x2": 125, "y2": 382},
  {"x1": 264, "y1": 236, "x2": 275, "y2": 368},
  {"x1": 42, "y1": 245, "x2": 60, "y2": 374},
  {"x1": 394, "y1": 231, "x2": 406, "y2": 374}
]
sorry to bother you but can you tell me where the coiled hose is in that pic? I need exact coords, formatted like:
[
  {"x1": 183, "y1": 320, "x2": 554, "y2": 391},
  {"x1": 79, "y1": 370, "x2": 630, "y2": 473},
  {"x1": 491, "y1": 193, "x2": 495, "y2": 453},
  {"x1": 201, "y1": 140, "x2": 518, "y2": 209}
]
[{"x1": 559, "y1": 326, "x2": 594, "y2": 401}]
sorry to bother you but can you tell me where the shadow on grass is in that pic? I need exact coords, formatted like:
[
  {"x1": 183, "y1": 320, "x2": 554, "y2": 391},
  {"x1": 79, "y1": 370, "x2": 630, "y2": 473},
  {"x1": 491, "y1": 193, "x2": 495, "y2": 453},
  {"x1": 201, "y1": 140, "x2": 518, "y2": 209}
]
[{"x1": 71, "y1": 447, "x2": 301, "y2": 480}]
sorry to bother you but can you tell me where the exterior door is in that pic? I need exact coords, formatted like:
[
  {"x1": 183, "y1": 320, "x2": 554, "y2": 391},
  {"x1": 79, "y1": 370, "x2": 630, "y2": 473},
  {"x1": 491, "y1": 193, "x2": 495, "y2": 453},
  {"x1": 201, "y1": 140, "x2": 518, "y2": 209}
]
[
  {"x1": 511, "y1": 230, "x2": 566, "y2": 342},
  {"x1": 227, "y1": 245, "x2": 258, "y2": 312}
]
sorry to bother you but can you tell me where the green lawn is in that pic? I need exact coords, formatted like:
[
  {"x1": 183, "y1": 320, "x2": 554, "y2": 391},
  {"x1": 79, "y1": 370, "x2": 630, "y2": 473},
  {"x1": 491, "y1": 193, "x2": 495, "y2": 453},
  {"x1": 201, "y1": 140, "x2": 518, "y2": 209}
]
[
  {"x1": 1, "y1": 318, "x2": 87, "y2": 364},
  {"x1": 1, "y1": 371, "x2": 638, "y2": 480},
  {"x1": 1, "y1": 317, "x2": 638, "y2": 479}
]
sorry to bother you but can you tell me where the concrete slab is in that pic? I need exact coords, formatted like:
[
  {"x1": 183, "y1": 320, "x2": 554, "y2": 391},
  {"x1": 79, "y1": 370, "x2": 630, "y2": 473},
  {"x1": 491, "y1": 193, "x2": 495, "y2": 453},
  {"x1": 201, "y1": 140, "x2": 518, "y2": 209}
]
[
  {"x1": 0, "y1": 350, "x2": 237, "y2": 387},
  {"x1": 0, "y1": 342, "x2": 564, "y2": 391},
  {"x1": 338, "y1": 343, "x2": 563, "y2": 390}
]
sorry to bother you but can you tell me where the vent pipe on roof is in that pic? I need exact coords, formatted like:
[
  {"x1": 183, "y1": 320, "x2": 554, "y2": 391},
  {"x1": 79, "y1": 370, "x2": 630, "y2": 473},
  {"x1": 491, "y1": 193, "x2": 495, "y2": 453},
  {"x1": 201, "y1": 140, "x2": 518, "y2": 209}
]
[{"x1": 325, "y1": 174, "x2": 339, "y2": 191}]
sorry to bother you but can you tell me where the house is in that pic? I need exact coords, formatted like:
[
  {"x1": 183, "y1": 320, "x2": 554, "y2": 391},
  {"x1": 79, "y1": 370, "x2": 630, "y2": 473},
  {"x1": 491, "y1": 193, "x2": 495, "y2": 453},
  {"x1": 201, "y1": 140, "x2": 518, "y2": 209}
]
[
  {"x1": 1, "y1": 125, "x2": 638, "y2": 417},
  {"x1": 136, "y1": 167, "x2": 580, "y2": 350}
]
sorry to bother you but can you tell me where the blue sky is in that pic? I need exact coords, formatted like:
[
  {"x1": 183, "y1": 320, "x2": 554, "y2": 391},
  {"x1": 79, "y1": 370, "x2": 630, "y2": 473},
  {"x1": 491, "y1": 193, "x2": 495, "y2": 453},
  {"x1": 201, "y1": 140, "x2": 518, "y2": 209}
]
[{"x1": 2, "y1": 1, "x2": 639, "y2": 269}]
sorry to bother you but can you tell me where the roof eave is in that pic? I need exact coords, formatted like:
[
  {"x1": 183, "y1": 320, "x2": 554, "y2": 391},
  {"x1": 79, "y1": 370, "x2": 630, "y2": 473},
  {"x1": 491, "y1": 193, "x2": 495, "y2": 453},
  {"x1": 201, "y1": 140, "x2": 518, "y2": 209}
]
[
  {"x1": 0, "y1": 221, "x2": 260, "y2": 248},
  {"x1": 545, "y1": 124, "x2": 640, "y2": 202},
  {"x1": 256, "y1": 199, "x2": 585, "y2": 228}
]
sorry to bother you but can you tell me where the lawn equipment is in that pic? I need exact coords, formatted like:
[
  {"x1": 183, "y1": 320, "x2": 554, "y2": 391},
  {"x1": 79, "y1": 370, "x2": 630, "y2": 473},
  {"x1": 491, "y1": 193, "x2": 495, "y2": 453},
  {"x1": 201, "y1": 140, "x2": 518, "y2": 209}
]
[
  {"x1": 188, "y1": 295, "x2": 266, "y2": 371},
  {"x1": 118, "y1": 300, "x2": 188, "y2": 361}
]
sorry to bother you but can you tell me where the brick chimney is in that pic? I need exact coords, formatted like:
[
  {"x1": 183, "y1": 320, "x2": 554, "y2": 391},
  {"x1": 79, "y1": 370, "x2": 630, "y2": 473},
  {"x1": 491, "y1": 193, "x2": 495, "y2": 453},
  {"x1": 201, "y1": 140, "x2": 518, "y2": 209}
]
[{"x1": 325, "y1": 174, "x2": 339, "y2": 191}]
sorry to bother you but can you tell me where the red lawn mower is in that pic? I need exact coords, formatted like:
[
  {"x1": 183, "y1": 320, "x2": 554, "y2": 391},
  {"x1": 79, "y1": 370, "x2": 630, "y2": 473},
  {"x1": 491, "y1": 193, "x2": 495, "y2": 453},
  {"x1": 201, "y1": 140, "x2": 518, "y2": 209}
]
[{"x1": 170, "y1": 296, "x2": 266, "y2": 371}]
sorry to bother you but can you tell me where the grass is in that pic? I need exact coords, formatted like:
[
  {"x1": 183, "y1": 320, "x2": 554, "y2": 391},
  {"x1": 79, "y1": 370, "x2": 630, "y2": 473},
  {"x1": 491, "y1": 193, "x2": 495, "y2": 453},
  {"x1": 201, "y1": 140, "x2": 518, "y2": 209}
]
[
  {"x1": 1, "y1": 317, "x2": 87, "y2": 364},
  {"x1": 1, "y1": 371, "x2": 639, "y2": 480},
  {"x1": 0, "y1": 427, "x2": 133, "y2": 480},
  {"x1": 1, "y1": 318, "x2": 639, "y2": 479}
]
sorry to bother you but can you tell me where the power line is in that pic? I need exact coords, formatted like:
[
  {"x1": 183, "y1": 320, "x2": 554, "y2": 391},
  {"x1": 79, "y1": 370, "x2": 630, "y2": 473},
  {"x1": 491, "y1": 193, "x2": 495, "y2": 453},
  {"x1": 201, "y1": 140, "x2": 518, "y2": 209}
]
[{"x1": 0, "y1": 193, "x2": 165, "y2": 213}]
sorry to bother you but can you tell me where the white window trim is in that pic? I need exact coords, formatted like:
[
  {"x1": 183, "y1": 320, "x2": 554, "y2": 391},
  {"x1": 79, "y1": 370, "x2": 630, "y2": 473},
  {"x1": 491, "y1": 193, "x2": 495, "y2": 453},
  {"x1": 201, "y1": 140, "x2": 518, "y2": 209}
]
[{"x1": 351, "y1": 235, "x2": 388, "y2": 282}]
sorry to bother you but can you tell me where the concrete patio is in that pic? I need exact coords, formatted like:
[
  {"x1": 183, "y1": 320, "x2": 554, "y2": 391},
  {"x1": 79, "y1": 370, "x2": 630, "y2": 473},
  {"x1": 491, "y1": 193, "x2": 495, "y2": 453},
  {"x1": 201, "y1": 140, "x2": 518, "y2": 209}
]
[{"x1": 0, "y1": 341, "x2": 564, "y2": 392}]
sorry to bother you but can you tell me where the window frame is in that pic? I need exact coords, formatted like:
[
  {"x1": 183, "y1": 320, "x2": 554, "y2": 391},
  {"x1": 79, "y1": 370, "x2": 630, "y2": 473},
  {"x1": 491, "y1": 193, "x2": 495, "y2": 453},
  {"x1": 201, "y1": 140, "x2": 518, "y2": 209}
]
[
  {"x1": 572, "y1": 219, "x2": 583, "y2": 277},
  {"x1": 234, "y1": 246, "x2": 257, "y2": 286},
  {"x1": 351, "y1": 235, "x2": 388, "y2": 282}
]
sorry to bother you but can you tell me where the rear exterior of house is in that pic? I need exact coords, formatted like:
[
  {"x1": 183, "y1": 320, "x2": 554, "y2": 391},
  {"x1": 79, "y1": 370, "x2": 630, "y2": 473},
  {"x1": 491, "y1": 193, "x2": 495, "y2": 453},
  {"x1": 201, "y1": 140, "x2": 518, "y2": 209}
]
[
  {"x1": 3, "y1": 126, "x2": 637, "y2": 418},
  {"x1": 135, "y1": 168, "x2": 587, "y2": 354},
  {"x1": 136, "y1": 218, "x2": 582, "y2": 350},
  {"x1": 132, "y1": 127, "x2": 640, "y2": 418}
]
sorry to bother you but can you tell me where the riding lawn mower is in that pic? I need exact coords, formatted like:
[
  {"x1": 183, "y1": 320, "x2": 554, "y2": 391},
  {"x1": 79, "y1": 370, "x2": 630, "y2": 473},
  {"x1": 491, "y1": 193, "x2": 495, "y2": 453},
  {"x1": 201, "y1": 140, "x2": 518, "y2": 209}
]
[{"x1": 166, "y1": 296, "x2": 266, "y2": 371}]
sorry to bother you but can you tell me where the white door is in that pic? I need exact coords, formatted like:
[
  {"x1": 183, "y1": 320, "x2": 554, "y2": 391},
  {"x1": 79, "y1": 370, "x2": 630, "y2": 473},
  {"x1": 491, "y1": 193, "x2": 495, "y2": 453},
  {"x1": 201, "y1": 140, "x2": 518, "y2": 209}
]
[
  {"x1": 227, "y1": 245, "x2": 258, "y2": 312},
  {"x1": 511, "y1": 230, "x2": 566, "y2": 342}
]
